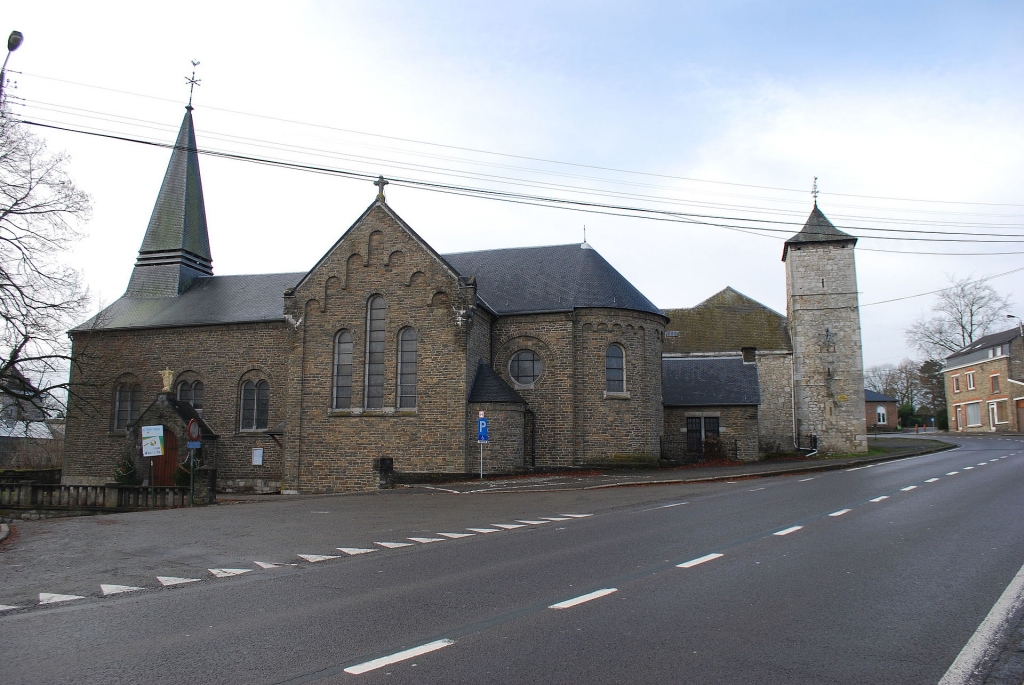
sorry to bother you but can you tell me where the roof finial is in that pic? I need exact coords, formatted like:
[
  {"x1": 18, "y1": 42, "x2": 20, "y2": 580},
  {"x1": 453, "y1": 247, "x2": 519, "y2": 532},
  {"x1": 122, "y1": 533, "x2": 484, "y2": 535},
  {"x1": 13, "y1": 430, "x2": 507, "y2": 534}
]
[
  {"x1": 374, "y1": 175, "x2": 389, "y2": 201},
  {"x1": 812, "y1": 176, "x2": 819, "y2": 207},
  {"x1": 185, "y1": 60, "x2": 201, "y2": 109}
]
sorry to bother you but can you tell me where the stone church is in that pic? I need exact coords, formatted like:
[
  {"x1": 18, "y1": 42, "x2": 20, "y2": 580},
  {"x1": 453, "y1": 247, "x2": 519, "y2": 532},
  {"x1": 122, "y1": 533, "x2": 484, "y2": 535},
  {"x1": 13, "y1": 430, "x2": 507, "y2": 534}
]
[{"x1": 62, "y1": 109, "x2": 865, "y2": 493}]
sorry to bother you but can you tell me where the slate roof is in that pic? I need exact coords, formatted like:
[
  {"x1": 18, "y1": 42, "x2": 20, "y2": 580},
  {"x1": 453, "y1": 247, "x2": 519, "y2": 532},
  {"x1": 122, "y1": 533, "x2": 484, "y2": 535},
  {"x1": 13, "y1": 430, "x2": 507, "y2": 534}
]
[
  {"x1": 662, "y1": 287, "x2": 791, "y2": 354},
  {"x1": 864, "y1": 389, "x2": 898, "y2": 403},
  {"x1": 139, "y1": 108, "x2": 212, "y2": 262},
  {"x1": 662, "y1": 357, "x2": 761, "y2": 407},
  {"x1": 945, "y1": 327, "x2": 1021, "y2": 366},
  {"x1": 73, "y1": 273, "x2": 304, "y2": 331},
  {"x1": 782, "y1": 206, "x2": 856, "y2": 260},
  {"x1": 443, "y1": 244, "x2": 663, "y2": 317},
  {"x1": 468, "y1": 362, "x2": 526, "y2": 403}
]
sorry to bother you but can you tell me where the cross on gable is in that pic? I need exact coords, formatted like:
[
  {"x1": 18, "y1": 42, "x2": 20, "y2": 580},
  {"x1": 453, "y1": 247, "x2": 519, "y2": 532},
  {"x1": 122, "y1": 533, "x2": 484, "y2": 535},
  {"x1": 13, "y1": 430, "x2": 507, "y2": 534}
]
[{"x1": 374, "y1": 175, "x2": 389, "y2": 201}]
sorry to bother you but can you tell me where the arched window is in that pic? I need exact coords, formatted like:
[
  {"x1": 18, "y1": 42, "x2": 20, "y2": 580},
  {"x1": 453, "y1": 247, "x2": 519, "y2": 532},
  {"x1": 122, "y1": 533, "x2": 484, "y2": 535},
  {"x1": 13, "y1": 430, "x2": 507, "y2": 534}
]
[
  {"x1": 876, "y1": 406, "x2": 887, "y2": 425},
  {"x1": 365, "y1": 296, "x2": 386, "y2": 408},
  {"x1": 606, "y1": 344, "x2": 625, "y2": 393},
  {"x1": 509, "y1": 350, "x2": 543, "y2": 387},
  {"x1": 333, "y1": 330, "x2": 354, "y2": 409},
  {"x1": 398, "y1": 328, "x2": 418, "y2": 408},
  {"x1": 113, "y1": 383, "x2": 141, "y2": 430},
  {"x1": 241, "y1": 380, "x2": 270, "y2": 431},
  {"x1": 176, "y1": 380, "x2": 204, "y2": 412}
]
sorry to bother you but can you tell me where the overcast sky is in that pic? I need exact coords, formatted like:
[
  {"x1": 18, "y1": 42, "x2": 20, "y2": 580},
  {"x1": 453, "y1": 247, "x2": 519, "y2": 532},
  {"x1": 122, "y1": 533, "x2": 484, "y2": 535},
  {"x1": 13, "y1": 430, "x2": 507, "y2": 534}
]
[{"x1": 6, "y1": 1, "x2": 1023, "y2": 367}]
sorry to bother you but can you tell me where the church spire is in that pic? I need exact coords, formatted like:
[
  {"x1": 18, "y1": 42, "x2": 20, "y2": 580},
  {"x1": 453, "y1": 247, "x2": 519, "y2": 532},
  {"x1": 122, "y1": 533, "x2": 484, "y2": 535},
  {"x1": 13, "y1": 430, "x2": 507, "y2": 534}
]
[{"x1": 125, "y1": 107, "x2": 213, "y2": 297}]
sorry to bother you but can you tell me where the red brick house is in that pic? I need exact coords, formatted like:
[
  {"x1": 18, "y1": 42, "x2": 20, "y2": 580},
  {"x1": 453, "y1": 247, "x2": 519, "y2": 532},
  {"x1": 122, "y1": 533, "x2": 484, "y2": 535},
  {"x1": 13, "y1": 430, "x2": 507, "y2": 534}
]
[
  {"x1": 864, "y1": 389, "x2": 899, "y2": 432},
  {"x1": 945, "y1": 327, "x2": 1024, "y2": 433}
]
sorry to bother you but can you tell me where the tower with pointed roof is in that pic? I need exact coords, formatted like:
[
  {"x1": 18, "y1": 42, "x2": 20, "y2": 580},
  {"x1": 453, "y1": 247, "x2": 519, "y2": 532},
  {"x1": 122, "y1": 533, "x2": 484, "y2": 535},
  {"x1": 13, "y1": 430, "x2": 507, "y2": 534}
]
[
  {"x1": 125, "y1": 107, "x2": 213, "y2": 298},
  {"x1": 783, "y1": 205, "x2": 867, "y2": 453}
]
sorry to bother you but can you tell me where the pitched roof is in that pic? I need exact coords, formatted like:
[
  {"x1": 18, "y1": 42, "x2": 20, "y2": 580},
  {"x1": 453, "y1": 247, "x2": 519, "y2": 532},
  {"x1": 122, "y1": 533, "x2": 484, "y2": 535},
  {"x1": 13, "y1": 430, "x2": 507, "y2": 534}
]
[
  {"x1": 782, "y1": 206, "x2": 856, "y2": 260},
  {"x1": 945, "y1": 326, "x2": 1021, "y2": 365},
  {"x1": 468, "y1": 362, "x2": 526, "y2": 403},
  {"x1": 662, "y1": 357, "x2": 761, "y2": 407},
  {"x1": 864, "y1": 389, "x2": 898, "y2": 403},
  {"x1": 662, "y1": 287, "x2": 791, "y2": 354},
  {"x1": 443, "y1": 243, "x2": 663, "y2": 317},
  {"x1": 73, "y1": 272, "x2": 304, "y2": 331}
]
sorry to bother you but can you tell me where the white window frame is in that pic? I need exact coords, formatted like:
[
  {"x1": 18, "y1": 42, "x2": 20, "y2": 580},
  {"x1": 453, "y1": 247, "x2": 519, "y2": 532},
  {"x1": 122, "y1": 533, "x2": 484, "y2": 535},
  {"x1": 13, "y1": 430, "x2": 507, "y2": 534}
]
[
  {"x1": 965, "y1": 401, "x2": 982, "y2": 427},
  {"x1": 876, "y1": 406, "x2": 887, "y2": 425},
  {"x1": 952, "y1": 375, "x2": 961, "y2": 393},
  {"x1": 966, "y1": 372, "x2": 975, "y2": 390},
  {"x1": 991, "y1": 374, "x2": 1000, "y2": 394}
]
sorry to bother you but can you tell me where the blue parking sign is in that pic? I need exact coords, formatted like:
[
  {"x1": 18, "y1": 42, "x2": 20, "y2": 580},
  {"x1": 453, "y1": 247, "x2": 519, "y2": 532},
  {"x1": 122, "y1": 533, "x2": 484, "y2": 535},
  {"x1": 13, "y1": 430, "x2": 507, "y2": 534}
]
[{"x1": 477, "y1": 417, "x2": 489, "y2": 443}]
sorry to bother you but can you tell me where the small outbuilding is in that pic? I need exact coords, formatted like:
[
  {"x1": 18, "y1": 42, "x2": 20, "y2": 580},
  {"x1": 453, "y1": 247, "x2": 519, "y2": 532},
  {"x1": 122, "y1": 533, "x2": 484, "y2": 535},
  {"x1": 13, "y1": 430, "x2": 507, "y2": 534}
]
[{"x1": 864, "y1": 389, "x2": 899, "y2": 432}]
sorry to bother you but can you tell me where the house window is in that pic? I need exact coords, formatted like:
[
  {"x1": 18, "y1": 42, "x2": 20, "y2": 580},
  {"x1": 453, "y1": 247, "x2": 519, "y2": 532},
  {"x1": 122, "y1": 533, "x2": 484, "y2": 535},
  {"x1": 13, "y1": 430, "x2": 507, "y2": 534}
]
[
  {"x1": 686, "y1": 416, "x2": 720, "y2": 455},
  {"x1": 397, "y1": 328, "x2": 417, "y2": 409},
  {"x1": 605, "y1": 344, "x2": 625, "y2": 393},
  {"x1": 965, "y1": 402, "x2": 981, "y2": 427},
  {"x1": 966, "y1": 372, "x2": 975, "y2": 390},
  {"x1": 176, "y1": 380, "x2": 204, "y2": 412},
  {"x1": 952, "y1": 375, "x2": 960, "y2": 393},
  {"x1": 240, "y1": 380, "x2": 270, "y2": 431},
  {"x1": 365, "y1": 296, "x2": 386, "y2": 409},
  {"x1": 991, "y1": 400, "x2": 1009, "y2": 424},
  {"x1": 509, "y1": 350, "x2": 543, "y2": 387},
  {"x1": 991, "y1": 375, "x2": 1000, "y2": 393},
  {"x1": 113, "y1": 383, "x2": 141, "y2": 430},
  {"x1": 333, "y1": 330, "x2": 354, "y2": 409},
  {"x1": 876, "y1": 406, "x2": 887, "y2": 424}
]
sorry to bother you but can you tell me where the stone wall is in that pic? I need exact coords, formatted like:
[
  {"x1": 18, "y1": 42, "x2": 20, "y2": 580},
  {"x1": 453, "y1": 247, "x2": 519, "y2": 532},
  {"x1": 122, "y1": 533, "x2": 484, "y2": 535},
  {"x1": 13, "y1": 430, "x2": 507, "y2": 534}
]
[
  {"x1": 63, "y1": 321, "x2": 288, "y2": 490},
  {"x1": 663, "y1": 405, "x2": 759, "y2": 461},
  {"x1": 785, "y1": 241, "x2": 867, "y2": 453},
  {"x1": 755, "y1": 351, "x2": 794, "y2": 453},
  {"x1": 467, "y1": 401, "x2": 525, "y2": 472}
]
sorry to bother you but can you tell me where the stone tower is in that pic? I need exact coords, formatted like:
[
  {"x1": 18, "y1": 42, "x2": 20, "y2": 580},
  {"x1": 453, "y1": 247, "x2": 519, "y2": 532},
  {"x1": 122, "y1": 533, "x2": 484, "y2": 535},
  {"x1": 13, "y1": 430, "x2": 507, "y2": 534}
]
[{"x1": 783, "y1": 205, "x2": 867, "y2": 453}]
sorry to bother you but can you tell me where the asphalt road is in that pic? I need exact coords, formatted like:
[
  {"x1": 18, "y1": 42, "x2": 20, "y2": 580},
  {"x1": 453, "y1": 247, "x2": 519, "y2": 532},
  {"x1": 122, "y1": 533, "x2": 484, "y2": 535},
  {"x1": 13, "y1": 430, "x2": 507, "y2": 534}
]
[{"x1": 3, "y1": 435, "x2": 1024, "y2": 684}]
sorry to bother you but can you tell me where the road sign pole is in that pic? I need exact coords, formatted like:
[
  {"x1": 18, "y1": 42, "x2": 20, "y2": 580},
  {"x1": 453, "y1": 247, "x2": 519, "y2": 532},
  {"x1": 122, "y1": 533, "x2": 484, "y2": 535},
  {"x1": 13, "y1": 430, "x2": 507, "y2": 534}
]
[
  {"x1": 189, "y1": 448, "x2": 195, "y2": 506},
  {"x1": 480, "y1": 442, "x2": 483, "y2": 479}
]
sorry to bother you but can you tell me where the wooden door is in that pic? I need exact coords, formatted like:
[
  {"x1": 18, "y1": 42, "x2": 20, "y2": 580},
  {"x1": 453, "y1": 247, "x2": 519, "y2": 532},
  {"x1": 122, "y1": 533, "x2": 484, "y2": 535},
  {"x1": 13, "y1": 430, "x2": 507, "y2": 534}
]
[{"x1": 153, "y1": 429, "x2": 178, "y2": 486}]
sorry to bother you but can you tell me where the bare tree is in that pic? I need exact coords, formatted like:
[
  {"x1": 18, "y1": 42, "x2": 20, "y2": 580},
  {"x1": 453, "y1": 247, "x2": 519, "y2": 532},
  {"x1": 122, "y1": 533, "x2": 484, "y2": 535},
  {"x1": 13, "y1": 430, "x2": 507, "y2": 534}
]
[
  {"x1": 0, "y1": 114, "x2": 91, "y2": 418},
  {"x1": 865, "y1": 358, "x2": 921, "y2": 408},
  {"x1": 905, "y1": 275, "x2": 1012, "y2": 358}
]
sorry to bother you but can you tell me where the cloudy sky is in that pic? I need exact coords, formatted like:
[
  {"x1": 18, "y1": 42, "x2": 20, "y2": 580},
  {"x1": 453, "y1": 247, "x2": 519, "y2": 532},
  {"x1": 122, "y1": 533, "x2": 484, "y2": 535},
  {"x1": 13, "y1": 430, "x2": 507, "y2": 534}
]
[{"x1": 6, "y1": 1, "x2": 1023, "y2": 367}]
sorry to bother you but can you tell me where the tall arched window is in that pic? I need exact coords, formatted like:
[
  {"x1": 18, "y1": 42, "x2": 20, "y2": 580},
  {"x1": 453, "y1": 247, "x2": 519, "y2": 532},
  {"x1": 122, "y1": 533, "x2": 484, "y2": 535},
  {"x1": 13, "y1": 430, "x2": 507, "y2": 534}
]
[
  {"x1": 176, "y1": 380, "x2": 204, "y2": 412},
  {"x1": 876, "y1": 406, "x2": 887, "y2": 425},
  {"x1": 334, "y1": 330, "x2": 354, "y2": 409},
  {"x1": 241, "y1": 380, "x2": 270, "y2": 430},
  {"x1": 606, "y1": 344, "x2": 625, "y2": 393},
  {"x1": 365, "y1": 296, "x2": 386, "y2": 408},
  {"x1": 398, "y1": 328, "x2": 418, "y2": 408},
  {"x1": 113, "y1": 383, "x2": 141, "y2": 430}
]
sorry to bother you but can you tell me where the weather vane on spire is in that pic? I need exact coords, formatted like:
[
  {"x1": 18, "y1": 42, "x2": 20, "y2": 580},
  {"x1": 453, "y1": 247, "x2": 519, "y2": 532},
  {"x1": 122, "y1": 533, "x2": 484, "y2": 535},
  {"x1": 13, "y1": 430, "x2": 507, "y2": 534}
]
[
  {"x1": 812, "y1": 176, "x2": 819, "y2": 206},
  {"x1": 185, "y1": 60, "x2": 201, "y2": 108}
]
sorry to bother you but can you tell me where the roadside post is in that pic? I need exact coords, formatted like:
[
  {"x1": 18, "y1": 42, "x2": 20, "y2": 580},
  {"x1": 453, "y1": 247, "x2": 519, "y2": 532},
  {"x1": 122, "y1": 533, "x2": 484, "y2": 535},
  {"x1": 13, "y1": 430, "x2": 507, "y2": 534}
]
[
  {"x1": 477, "y1": 411, "x2": 489, "y2": 479},
  {"x1": 186, "y1": 419, "x2": 202, "y2": 506}
]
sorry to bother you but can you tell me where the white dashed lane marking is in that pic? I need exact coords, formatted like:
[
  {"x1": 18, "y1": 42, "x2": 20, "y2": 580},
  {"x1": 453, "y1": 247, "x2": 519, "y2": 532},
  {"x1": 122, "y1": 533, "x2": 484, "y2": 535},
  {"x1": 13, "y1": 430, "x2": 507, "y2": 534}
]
[
  {"x1": 0, "y1": 604, "x2": 22, "y2": 611},
  {"x1": 209, "y1": 569, "x2": 251, "y2": 578},
  {"x1": 947, "y1": 471, "x2": 959, "y2": 475},
  {"x1": 798, "y1": 478, "x2": 814, "y2": 482},
  {"x1": 901, "y1": 486, "x2": 918, "y2": 491},
  {"x1": 344, "y1": 639, "x2": 455, "y2": 675},
  {"x1": 830, "y1": 509, "x2": 851, "y2": 517},
  {"x1": 437, "y1": 533, "x2": 475, "y2": 539},
  {"x1": 870, "y1": 496, "x2": 889, "y2": 502},
  {"x1": 549, "y1": 588, "x2": 618, "y2": 609},
  {"x1": 408, "y1": 537, "x2": 445, "y2": 544},
  {"x1": 516, "y1": 520, "x2": 550, "y2": 525},
  {"x1": 925, "y1": 478, "x2": 940, "y2": 483},
  {"x1": 466, "y1": 528, "x2": 500, "y2": 533},
  {"x1": 254, "y1": 561, "x2": 296, "y2": 568},
  {"x1": 491, "y1": 523, "x2": 526, "y2": 529},
  {"x1": 101, "y1": 584, "x2": 142, "y2": 595},
  {"x1": 964, "y1": 467, "x2": 975, "y2": 470},
  {"x1": 338, "y1": 547, "x2": 377, "y2": 555},
  {"x1": 678, "y1": 553, "x2": 724, "y2": 568},
  {"x1": 774, "y1": 526, "x2": 803, "y2": 536},
  {"x1": 374, "y1": 542, "x2": 413, "y2": 549}
]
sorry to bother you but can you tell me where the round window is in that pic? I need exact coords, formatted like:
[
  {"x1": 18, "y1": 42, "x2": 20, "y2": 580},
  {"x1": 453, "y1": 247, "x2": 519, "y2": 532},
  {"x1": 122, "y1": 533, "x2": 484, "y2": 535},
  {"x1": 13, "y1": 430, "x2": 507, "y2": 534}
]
[{"x1": 509, "y1": 350, "x2": 543, "y2": 386}]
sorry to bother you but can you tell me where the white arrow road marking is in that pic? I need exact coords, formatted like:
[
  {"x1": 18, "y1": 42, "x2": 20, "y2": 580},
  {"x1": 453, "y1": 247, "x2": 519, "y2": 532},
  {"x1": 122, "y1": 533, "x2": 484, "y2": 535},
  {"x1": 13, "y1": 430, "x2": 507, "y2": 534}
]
[
  {"x1": 467, "y1": 528, "x2": 500, "y2": 533},
  {"x1": 408, "y1": 537, "x2": 445, "y2": 544},
  {"x1": 374, "y1": 542, "x2": 414, "y2": 549},
  {"x1": 901, "y1": 486, "x2": 918, "y2": 491},
  {"x1": 491, "y1": 524, "x2": 526, "y2": 529},
  {"x1": 39, "y1": 592, "x2": 85, "y2": 604},
  {"x1": 344, "y1": 639, "x2": 455, "y2": 675},
  {"x1": 559, "y1": 514, "x2": 592, "y2": 518},
  {"x1": 158, "y1": 576, "x2": 200, "y2": 586},
  {"x1": 925, "y1": 478, "x2": 940, "y2": 483},
  {"x1": 297, "y1": 554, "x2": 340, "y2": 562},
  {"x1": 209, "y1": 569, "x2": 252, "y2": 578},
  {"x1": 774, "y1": 526, "x2": 803, "y2": 536},
  {"x1": 516, "y1": 520, "x2": 550, "y2": 525},
  {"x1": 254, "y1": 561, "x2": 297, "y2": 569},
  {"x1": 678, "y1": 553, "x2": 724, "y2": 568},
  {"x1": 549, "y1": 588, "x2": 618, "y2": 609},
  {"x1": 0, "y1": 604, "x2": 22, "y2": 611},
  {"x1": 100, "y1": 584, "x2": 142, "y2": 596},
  {"x1": 870, "y1": 496, "x2": 889, "y2": 502},
  {"x1": 829, "y1": 509, "x2": 852, "y2": 517},
  {"x1": 436, "y1": 533, "x2": 475, "y2": 539},
  {"x1": 338, "y1": 547, "x2": 377, "y2": 555}
]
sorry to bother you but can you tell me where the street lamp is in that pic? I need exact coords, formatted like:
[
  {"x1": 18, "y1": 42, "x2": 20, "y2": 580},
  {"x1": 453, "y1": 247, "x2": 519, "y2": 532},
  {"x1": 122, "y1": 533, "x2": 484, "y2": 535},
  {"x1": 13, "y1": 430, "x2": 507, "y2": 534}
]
[
  {"x1": 1008, "y1": 314, "x2": 1023, "y2": 338},
  {"x1": 1, "y1": 30, "x2": 24, "y2": 111}
]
